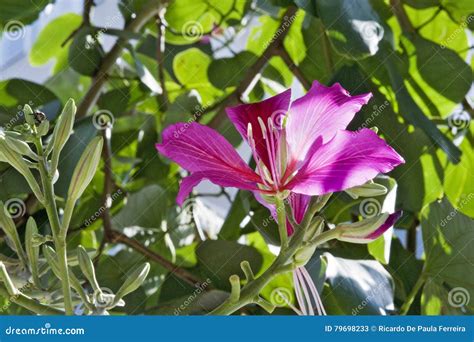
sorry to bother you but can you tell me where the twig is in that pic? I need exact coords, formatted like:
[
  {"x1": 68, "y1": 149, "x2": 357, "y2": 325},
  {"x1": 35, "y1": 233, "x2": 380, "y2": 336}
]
[
  {"x1": 108, "y1": 230, "x2": 204, "y2": 287},
  {"x1": 390, "y1": 0, "x2": 415, "y2": 33},
  {"x1": 156, "y1": 10, "x2": 169, "y2": 111},
  {"x1": 61, "y1": 0, "x2": 94, "y2": 47},
  {"x1": 277, "y1": 46, "x2": 311, "y2": 90},
  {"x1": 76, "y1": 0, "x2": 163, "y2": 118},
  {"x1": 207, "y1": 6, "x2": 299, "y2": 129},
  {"x1": 319, "y1": 23, "x2": 334, "y2": 74}
]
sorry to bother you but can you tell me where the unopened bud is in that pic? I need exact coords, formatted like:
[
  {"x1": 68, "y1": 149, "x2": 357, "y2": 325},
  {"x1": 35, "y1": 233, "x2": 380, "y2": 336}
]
[
  {"x1": 67, "y1": 136, "x2": 103, "y2": 203},
  {"x1": 335, "y1": 211, "x2": 401, "y2": 244},
  {"x1": 4, "y1": 136, "x2": 37, "y2": 160},
  {"x1": 25, "y1": 217, "x2": 41, "y2": 286},
  {"x1": 77, "y1": 245, "x2": 101, "y2": 292},
  {"x1": 114, "y1": 263, "x2": 150, "y2": 304},
  {"x1": 345, "y1": 181, "x2": 387, "y2": 199},
  {"x1": 49, "y1": 99, "x2": 76, "y2": 172}
]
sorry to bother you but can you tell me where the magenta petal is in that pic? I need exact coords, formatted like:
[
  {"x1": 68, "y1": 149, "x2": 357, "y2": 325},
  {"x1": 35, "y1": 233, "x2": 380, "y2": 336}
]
[
  {"x1": 177, "y1": 171, "x2": 259, "y2": 206},
  {"x1": 288, "y1": 128, "x2": 405, "y2": 196},
  {"x1": 156, "y1": 122, "x2": 260, "y2": 204},
  {"x1": 366, "y1": 211, "x2": 402, "y2": 240},
  {"x1": 226, "y1": 89, "x2": 291, "y2": 168},
  {"x1": 286, "y1": 81, "x2": 372, "y2": 165}
]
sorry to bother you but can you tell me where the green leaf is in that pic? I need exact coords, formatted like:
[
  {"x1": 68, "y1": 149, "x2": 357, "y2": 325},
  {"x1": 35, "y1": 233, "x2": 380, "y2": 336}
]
[
  {"x1": 196, "y1": 240, "x2": 263, "y2": 290},
  {"x1": 0, "y1": 0, "x2": 53, "y2": 25},
  {"x1": 316, "y1": 0, "x2": 385, "y2": 59},
  {"x1": 402, "y1": 35, "x2": 472, "y2": 107},
  {"x1": 421, "y1": 197, "x2": 474, "y2": 307},
  {"x1": 208, "y1": 51, "x2": 258, "y2": 89},
  {"x1": 165, "y1": 0, "x2": 248, "y2": 45},
  {"x1": 0, "y1": 79, "x2": 60, "y2": 125},
  {"x1": 322, "y1": 253, "x2": 395, "y2": 315},
  {"x1": 172, "y1": 48, "x2": 222, "y2": 103},
  {"x1": 113, "y1": 185, "x2": 168, "y2": 230},
  {"x1": 444, "y1": 126, "x2": 474, "y2": 218},
  {"x1": 29, "y1": 13, "x2": 82, "y2": 72},
  {"x1": 68, "y1": 26, "x2": 103, "y2": 76}
]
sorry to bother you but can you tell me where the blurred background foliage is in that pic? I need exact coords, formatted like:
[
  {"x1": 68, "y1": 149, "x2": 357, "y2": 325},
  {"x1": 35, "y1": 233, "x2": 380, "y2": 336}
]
[{"x1": 0, "y1": 0, "x2": 472, "y2": 315}]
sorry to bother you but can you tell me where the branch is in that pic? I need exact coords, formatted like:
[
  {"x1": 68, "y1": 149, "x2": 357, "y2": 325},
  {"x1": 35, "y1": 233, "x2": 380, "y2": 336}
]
[
  {"x1": 0, "y1": 285, "x2": 63, "y2": 315},
  {"x1": 277, "y1": 46, "x2": 311, "y2": 90},
  {"x1": 108, "y1": 230, "x2": 204, "y2": 287},
  {"x1": 207, "y1": 6, "x2": 299, "y2": 129},
  {"x1": 390, "y1": 0, "x2": 415, "y2": 34},
  {"x1": 76, "y1": 0, "x2": 162, "y2": 118},
  {"x1": 156, "y1": 11, "x2": 169, "y2": 111}
]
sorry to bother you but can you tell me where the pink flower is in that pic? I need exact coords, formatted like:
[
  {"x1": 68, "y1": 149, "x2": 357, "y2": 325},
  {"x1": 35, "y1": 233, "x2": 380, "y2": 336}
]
[{"x1": 156, "y1": 81, "x2": 404, "y2": 206}]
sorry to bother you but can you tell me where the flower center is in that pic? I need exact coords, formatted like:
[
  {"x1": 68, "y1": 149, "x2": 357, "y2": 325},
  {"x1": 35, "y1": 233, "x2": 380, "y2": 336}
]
[{"x1": 247, "y1": 116, "x2": 288, "y2": 192}]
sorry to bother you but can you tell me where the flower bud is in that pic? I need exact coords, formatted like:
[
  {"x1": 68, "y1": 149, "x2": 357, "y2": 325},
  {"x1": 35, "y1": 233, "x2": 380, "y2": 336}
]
[
  {"x1": 25, "y1": 217, "x2": 40, "y2": 286},
  {"x1": 0, "y1": 201, "x2": 28, "y2": 266},
  {"x1": 67, "y1": 136, "x2": 103, "y2": 203},
  {"x1": 77, "y1": 245, "x2": 101, "y2": 292},
  {"x1": 304, "y1": 216, "x2": 325, "y2": 241},
  {"x1": 42, "y1": 245, "x2": 61, "y2": 278},
  {"x1": 23, "y1": 104, "x2": 36, "y2": 126},
  {"x1": 335, "y1": 211, "x2": 402, "y2": 244},
  {"x1": 36, "y1": 120, "x2": 49, "y2": 136},
  {"x1": 49, "y1": 99, "x2": 76, "y2": 172},
  {"x1": 0, "y1": 139, "x2": 44, "y2": 202},
  {"x1": 345, "y1": 181, "x2": 387, "y2": 199},
  {"x1": 114, "y1": 263, "x2": 150, "y2": 304},
  {"x1": 4, "y1": 136, "x2": 37, "y2": 160}
]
